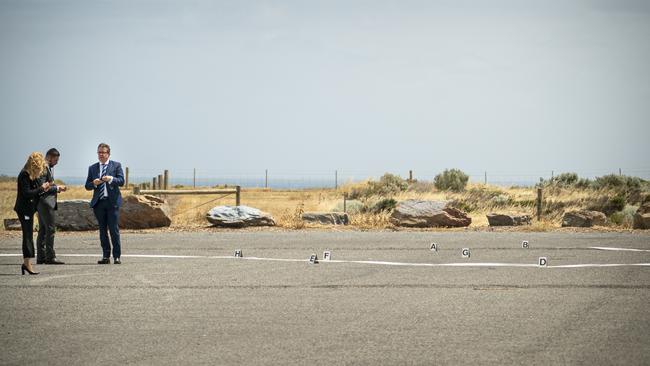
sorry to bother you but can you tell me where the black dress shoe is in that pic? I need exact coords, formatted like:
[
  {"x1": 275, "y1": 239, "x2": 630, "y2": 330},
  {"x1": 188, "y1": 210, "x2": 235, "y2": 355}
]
[
  {"x1": 114, "y1": 258, "x2": 121, "y2": 264},
  {"x1": 44, "y1": 258, "x2": 65, "y2": 265},
  {"x1": 36, "y1": 259, "x2": 44, "y2": 265},
  {"x1": 97, "y1": 258, "x2": 110, "y2": 264}
]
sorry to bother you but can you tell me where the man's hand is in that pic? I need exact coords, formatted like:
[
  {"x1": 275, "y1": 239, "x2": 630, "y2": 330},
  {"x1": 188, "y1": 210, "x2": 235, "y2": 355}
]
[
  {"x1": 58, "y1": 185, "x2": 67, "y2": 193},
  {"x1": 93, "y1": 179, "x2": 102, "y2": 186},
  {"x1": 101, "y1": 175, "x2": 112, "y2": 182},
  {"x1": 41, "y1": 182, "x2": 51, "y2": 191}
]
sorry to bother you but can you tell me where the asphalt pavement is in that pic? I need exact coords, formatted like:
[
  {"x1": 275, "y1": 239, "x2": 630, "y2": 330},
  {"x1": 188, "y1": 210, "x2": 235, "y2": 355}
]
[{"x1": 1, "y1": 231, "x2": 649, "y2": 365}]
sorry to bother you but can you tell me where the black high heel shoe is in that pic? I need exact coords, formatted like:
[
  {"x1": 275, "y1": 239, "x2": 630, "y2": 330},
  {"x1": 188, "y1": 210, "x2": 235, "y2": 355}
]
[{"x1": 21, "y1": 264, "x2": 39, "y2": 275}]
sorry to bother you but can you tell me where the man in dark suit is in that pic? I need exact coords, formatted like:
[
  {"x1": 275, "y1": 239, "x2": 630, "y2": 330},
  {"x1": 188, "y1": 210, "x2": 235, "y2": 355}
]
[
  {"x1": 37, "y1": 148, "x2": 67, "y2": 265},
  {"x1": 85, "y1": 143, "x2": 125, "y2": 264}
]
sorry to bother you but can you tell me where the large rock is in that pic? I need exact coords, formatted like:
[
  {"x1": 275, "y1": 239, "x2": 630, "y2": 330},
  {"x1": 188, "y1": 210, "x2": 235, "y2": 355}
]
[
  {"x1": 633, "y1": 200, "x2": 650, "y2": 229},
  {"x1": 55, "y1": 200, "x2": 99, "y2": 231},
  {"x1": 390, "y1": 200, "x2": 471, "y2": 228},
  {"x1": 54, "y1": 196, "x2": 172, "y2": 231},
  {"x1": 4, "y1": 218, "x2": 21, "y2": 231},
  {"x1": 487, "y1": 213, "x2": 531, "y2": 226},
  {"x1": 119, "y1": 195, "x2": 172, "y2": 229},
  {"x1": 302, "y1": 212, "x2": 349, "y2": 225},
  {"x1": 206, "y1": 205, "x2": 276, "y2": 227},
  {"x1": 562, "y1": 210, "x2": 607, "y2": 227}
]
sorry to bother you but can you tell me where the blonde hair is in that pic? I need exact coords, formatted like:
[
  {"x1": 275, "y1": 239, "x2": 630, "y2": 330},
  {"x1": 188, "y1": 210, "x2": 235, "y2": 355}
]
[{"x1": 23, "y1": 152, "x2": 46, "y2": 180}]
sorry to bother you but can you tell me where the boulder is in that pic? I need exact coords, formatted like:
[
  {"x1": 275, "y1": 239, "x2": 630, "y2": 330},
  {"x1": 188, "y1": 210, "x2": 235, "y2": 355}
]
[
  {"x1": 390, "y1": 200, "x2": 471, "y2": 228},
  {"x1": 487, "y1": 214, "x2": 531, "y2": 226},
  {"x1": 302, "y1": 212, "x2": 349, "y2": 225},
  {"x1": 119, "y1": 195, "x2": 172, "y2": 229},
  {"x1": 4, "y1": 218, "x2": 21, "y2": 231},
  {"x1": 206, "y1": 205, "x2": 276, "y2": 227},
  {"x1": 561, "y1": 210, "x2": 607, "y2": 227},
  {"x1": 633, "y1": 200, "x2": 650, "y2": 229},
  {"x1": 55, "y1": 200, "x2": 99, "y2": 231},
  {"x1": 55, "y1": 196, "x2": 172, "y2": 231}
]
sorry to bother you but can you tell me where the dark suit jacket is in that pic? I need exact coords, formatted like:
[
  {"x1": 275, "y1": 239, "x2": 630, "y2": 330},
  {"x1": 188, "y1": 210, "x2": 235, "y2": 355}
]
[
  {"x1": 85, "y1": 160, "x2": 125, "y2": 208},
  {"x1": 37, "y1": 165, "x2": 58, "y2": 210},
  {"x1": 14, "y1": 170, "x2": 45, "y2": 216}
]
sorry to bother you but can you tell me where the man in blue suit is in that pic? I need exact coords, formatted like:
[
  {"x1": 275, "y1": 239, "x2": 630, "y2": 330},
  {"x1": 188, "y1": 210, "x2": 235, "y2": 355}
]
[{"x1": 85, "y1": 143, "x2": 125, "y2": 264}]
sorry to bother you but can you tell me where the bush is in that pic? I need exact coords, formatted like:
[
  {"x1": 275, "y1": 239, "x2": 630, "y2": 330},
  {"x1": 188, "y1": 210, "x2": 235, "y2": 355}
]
[
  {"x1": 434, "y1": 169, "x2": 469, "y2": 192},
  {"x1": 333, "y1": 199, "x2": 364, "y2": 214},
  {"x1": 592, "y1": 174, "x2": 642, "y2": 190},
  {"x1": 491, "y1": 194, "x2": 514, "y2": 207},
  {"x1": 609, "y1": 205, "x2": 638, "y2": 227},
  {"x1": 368, "y1": 173, "x2": 408, "y2": 197},
  {"x1": 575, "y1": 178, "x2": 592, "y2": 189},
  {"x1": 605, "y1": 194, "x2": 626, "y2": 214},
  {"x1": 552, "y1": 172, "x2": 579, "y2": 186},
  {"x1": 347, "y1": 173, "x2": 408, "y2": 199},
  {"x1": 0, "y1": 174, "x2": 16, "y2": 182},
  {"x1": 371, "y1": 198, "x2": 397, "y2": 213},
  {"x1": 542, "y1": 172, "x2": 590, "y2": 188}
]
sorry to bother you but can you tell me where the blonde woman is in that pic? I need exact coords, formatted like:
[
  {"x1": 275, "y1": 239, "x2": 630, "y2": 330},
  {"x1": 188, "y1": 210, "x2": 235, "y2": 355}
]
[{"x1": 14, "y1": 152, "x2": 51, "y2": 275}]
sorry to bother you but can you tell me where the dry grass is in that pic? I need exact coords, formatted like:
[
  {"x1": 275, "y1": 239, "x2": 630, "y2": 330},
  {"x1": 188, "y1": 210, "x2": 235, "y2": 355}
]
[{"x1": 1, "y1": 180, "x2": 645, "y2": 233}]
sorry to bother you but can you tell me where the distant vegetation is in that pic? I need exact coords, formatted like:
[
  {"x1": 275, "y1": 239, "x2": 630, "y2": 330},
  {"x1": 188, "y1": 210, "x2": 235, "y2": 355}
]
[
  {"x1": 0, "y1": 174, "x2": 16, "y2": 183},
  {"x1": 434, "y1": 169, "x2": 469, "y2": 192}
]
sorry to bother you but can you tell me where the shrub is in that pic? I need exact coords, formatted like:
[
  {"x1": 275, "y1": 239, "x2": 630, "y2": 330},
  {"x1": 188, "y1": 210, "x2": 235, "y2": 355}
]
[
  {"x1": 552, "y1": 172, "x2": 579, "y2": 186},
  {"x1": 333, "y1": 199, "x2": 364, "y2": 214},
  {"x1": 0, "y1": 174, "x2": 16, "y2": 182},
  {"x1": 609, "y1": 205, "x2": 638, "y2": 227},
  {"x1": 604, "y1": 194, "x2": 626, "y2": 214},
  {"x1": 491, "y1": 194, "x2": 514, "y2": 207},
  {"x1": 575, "y1": 178, "x2": 592, "y2": 189},
  {"x1": 434, "y1": 169, "x2": 469, "y2": 192},
  {"x1": 368, "y1": 173, "x2": 408, "y2": 197},
  {"x1": 371, "y1": 198, "x2": 397, "y2": 213},
  {"x1": 593, "y1": 174, "x2": 642, "y2": 190},
  {"x1": 347, "y1": 173, "x2": 408, "y2": 199}
]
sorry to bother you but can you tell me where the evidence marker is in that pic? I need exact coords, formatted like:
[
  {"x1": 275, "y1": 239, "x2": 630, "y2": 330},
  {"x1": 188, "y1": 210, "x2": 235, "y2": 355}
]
[
  {"x1": 539, "y1": 257, "x2": 548, "y2": 267},
  {"x1": 309, "y1": 253, "x2": 319, "y2": 264},
  {"x1": 234, "y1": 249, "x2": 243, "y2": 258},
  {"x1": 430, "y1": 243, "x2": 438, "y2": 252},
  {"x1": 522, "y1": 240, "x2": 529, "y2": 249},
  {"x1": 323, "y1": 251, "x2": 331, "y2": 261},
  {"x1": 462, "y1": 248, "x2": 470, "y2": 258}
]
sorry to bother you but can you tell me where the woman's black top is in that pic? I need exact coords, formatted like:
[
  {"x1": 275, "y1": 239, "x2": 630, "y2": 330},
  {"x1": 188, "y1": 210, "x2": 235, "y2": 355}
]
[{"x1": 14, "y1": 169, "x2": 44, "y2": 216}]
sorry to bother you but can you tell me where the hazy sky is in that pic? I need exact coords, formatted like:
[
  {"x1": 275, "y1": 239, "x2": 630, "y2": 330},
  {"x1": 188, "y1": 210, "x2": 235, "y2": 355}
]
[{"x1": 1, "y1": 0, "x2": 649, "y2": 181}]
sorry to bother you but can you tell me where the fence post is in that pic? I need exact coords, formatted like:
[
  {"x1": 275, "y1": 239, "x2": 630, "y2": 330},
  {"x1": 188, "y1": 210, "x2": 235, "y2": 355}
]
[
  {"x1": 619, "y1": 168, "x2": 622, "y2": 176},
  {"x1": 265, "y1": 169, "x2": 268, "y2": 189},
  {"x1": 335, "y1": 170, "x2": 338, "y2": 190},
  {"x1": 158, "y1": 174, "x2": 163, "y2": 190},
  {"x1": 125, "y1": 167, "x2": 129, "y2": 188},
  {"x1": 164, "y1": 170, "x2": 169, "y2": 190},
  {"x1": 152, "y1": 177, "x2": 157, "y2": 189},
  {"x1": 536, "y1": 188, "x2": 543, "y2": 221},
  {"x1": 133, "y1": 186, "x2": 140, "y2": 195},
  {"x1": 343, "y1": 193, "x2": 347, "y2": 213},
  {"x1": 193, "y1": 168, "x2": 196, "y2": 188},
  {"x1": 236, "y1": 185, "x2": 241, "y2": 206},
  {"x1": 409, "y1": 170, "x2": 413, "y2": 182},
  {"x1": 484, "y1": 171, "x2": 487, "y2": 185}
]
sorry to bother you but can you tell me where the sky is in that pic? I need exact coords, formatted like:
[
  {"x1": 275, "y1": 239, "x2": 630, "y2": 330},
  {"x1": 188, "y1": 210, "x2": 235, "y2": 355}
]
[{"x1": 1, "y1": 0, "x2": 649, "y2": 182}]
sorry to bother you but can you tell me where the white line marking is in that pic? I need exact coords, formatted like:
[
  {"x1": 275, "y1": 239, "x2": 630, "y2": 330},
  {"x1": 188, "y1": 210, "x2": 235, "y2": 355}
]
[
  {"x1": 589, "y1": 247, "x2": 650, "y2": 252},
  {"x1": 2, "y1": 253, "x2": 650, "y2": 269},
  {"x1": 549, "y1": 263, "x2": 650, "y2": 268}
]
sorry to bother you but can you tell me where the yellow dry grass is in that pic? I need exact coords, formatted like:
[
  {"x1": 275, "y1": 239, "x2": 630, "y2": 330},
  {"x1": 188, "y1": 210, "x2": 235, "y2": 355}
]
[{"x1": 0, "y1": 180, "x2": 641, "y2": 233}]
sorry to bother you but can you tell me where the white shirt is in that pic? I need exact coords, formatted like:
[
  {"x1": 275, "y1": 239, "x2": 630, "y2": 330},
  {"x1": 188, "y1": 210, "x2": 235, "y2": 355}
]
[{"x1": 98, "y1": 160, "x2": 113, "y2": 198}]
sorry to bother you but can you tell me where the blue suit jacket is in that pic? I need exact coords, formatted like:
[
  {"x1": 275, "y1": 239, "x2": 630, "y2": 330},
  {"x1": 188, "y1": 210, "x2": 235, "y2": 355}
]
[{"x1": 85, "y1": 161, "x2": 125, "y2": 208}]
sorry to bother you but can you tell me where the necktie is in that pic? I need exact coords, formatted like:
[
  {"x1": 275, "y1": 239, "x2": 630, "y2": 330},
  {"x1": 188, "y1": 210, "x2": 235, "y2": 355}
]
[{"x1": 98, "y1": 164, "x2": 107, "y2": 197}]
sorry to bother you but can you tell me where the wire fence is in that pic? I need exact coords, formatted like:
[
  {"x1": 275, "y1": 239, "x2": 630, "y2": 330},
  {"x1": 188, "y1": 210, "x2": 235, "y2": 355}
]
[{"x1": 32, "y1": 167, "x2": 650, "y2": 189}]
